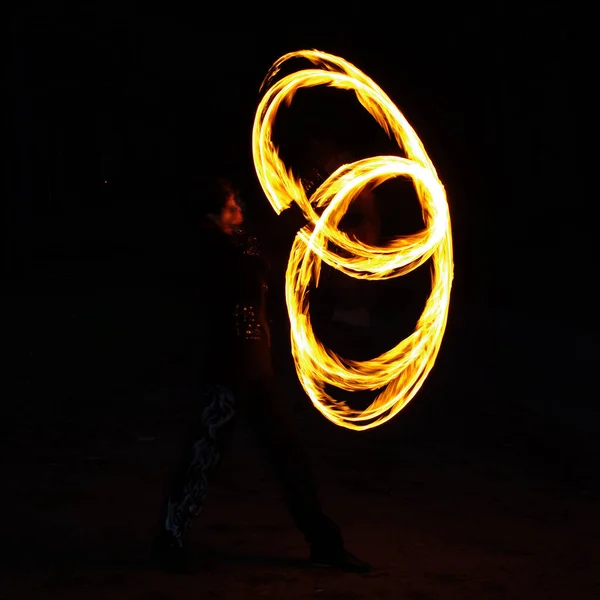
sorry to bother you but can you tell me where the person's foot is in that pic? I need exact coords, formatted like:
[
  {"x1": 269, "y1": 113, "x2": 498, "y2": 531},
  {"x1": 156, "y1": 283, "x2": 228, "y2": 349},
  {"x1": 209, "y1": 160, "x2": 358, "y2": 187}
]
[
  {"x1": 310, "y1": 544, "x2": 371, "y2": 573},
  {"x1": 151, "y1": 530, "x2": 194, "y2": 574}
]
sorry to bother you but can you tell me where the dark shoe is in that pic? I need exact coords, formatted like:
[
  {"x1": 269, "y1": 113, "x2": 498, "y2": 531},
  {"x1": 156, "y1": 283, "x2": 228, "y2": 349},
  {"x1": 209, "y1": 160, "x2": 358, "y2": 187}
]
[
  {"x1": 151, "y1": 531, "x2": 194, "y2": 574},
  {"x1": 310, "y1": 544, "x2": 371, "y2": 573}
]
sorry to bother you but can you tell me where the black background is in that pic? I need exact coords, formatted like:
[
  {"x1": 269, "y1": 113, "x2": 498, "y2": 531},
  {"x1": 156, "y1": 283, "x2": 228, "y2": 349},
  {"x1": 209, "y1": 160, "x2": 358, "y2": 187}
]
[{"x1": 3, "y1": 2, "x2": 596, "y2": 472}]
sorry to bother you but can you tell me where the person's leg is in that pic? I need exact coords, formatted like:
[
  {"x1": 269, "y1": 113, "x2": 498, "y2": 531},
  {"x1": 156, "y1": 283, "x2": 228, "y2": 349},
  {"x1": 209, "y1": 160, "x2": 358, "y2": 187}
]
[
  {"x1": 154, "y1": 383, "x2": 237, "y2": 570},
  {"x1": 242, "y1": 377, "x2": 370, "y2": 572},
  {"x1": 244, "y1": 377, "x2": 341, "y2": 543}
]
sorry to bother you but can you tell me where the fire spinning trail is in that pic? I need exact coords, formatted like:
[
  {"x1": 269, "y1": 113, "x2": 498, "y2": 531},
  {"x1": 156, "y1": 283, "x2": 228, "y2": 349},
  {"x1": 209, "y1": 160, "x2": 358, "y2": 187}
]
[{"x1": 252, "y1": 50, "x2": 454, "y2": 431}]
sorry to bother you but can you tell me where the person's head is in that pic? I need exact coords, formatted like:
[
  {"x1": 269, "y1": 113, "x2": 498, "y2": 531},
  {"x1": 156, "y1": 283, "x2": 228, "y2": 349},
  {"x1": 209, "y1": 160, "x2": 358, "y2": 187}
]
[{"x1": 190, "y1": 176, "x2": 244, "y2": 235}]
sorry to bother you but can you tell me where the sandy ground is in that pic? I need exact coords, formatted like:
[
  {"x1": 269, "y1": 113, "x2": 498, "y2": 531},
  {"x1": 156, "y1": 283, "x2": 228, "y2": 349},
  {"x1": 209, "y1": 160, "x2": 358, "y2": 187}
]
[
  {"x1": 1, "y1": 289, "x2": 599, "y2": 599},
  {"x1": 1, "y1": 377, "x2": 598, "y2": 600}
]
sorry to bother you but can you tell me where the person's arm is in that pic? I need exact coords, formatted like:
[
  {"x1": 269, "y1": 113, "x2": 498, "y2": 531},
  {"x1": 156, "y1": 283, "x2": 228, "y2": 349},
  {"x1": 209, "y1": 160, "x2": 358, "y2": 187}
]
[
  {"x1": 234, "y1": 247, "x2": 275, "y2": 381},
  {"x1": 274, "y1": 201, "x2": 310, "y2": 243}
]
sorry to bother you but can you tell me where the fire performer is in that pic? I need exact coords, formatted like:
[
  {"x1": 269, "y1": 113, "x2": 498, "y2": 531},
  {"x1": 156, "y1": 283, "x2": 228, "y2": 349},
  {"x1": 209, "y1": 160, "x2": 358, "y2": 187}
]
[{"x1": 152, "y1": 175, "x2": 370, "y2": 574}]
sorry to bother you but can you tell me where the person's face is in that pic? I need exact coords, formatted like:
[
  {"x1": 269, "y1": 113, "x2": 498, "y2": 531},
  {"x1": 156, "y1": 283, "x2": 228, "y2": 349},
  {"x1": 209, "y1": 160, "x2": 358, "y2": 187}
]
[{"x1": 217, "y1": 193, "x2": 244, "y2": 234}]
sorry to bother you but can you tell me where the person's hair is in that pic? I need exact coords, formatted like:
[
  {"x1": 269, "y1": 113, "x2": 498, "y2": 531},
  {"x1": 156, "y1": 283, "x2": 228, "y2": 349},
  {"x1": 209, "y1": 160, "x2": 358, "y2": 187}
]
[{"x1": 184, "y1": 175, "x2": 242, "y2": 219}]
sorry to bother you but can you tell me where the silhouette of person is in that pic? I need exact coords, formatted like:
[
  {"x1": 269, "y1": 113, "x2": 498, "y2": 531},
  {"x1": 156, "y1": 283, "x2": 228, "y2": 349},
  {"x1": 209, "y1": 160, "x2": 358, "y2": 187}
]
[{"x1": 152, "y1": 175, "x2": 371, "y2": 574}]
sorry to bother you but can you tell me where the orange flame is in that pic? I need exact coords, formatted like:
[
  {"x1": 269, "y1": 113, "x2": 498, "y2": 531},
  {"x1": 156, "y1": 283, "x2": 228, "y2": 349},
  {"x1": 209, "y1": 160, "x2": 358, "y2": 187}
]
[{"x1": 252, "y1": 50, "x2": 454, "y2": 431}]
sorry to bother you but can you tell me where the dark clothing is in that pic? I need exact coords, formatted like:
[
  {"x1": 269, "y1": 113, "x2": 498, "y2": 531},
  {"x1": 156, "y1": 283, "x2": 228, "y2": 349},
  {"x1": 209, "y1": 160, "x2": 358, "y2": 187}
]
[
  {"x1": 163, "y1": 381, "x2": 342, "y2": 548},
  {"x1": 160, "y1": 217, "x2": 343, "y2": 550},
  {"x1": 191, "y1": 219, "x2": 271, "y2": 384}
]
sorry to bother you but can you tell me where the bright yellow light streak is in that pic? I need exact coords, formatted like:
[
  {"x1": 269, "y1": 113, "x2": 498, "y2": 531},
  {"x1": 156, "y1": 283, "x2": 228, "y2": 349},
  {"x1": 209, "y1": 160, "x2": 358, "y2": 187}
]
[{"x1": 252, "y1": 50, "x2": 454, "y2": 431}]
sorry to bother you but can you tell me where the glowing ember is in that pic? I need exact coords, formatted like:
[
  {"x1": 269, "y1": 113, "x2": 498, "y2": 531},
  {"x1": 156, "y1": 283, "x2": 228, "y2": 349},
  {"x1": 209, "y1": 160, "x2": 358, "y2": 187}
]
[{"x1": 252, "y1": 50, "x2": 454, "y2": 431}]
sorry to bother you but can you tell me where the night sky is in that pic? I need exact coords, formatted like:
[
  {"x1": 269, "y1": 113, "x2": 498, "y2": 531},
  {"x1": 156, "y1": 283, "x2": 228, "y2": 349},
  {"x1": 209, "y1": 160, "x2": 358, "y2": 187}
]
[
  {"x1": 7, "y1": 4, "x2": 590, "y2": 307},
  {"x1": 4, "y1": 3, "x2": 596, "y2": 446}
]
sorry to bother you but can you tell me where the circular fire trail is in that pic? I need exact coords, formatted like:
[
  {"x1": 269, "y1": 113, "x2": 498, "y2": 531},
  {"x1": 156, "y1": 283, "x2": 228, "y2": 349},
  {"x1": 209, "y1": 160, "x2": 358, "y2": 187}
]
[{"x1": 252, "y1": 50, "x2": 453, "y2": 430}]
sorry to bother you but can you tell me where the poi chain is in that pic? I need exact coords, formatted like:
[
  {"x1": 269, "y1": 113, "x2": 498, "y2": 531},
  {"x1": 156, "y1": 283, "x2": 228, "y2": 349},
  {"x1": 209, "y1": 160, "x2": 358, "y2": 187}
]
[{"x1": 252, "y1": 50, "x2": 454, "y2": 431}]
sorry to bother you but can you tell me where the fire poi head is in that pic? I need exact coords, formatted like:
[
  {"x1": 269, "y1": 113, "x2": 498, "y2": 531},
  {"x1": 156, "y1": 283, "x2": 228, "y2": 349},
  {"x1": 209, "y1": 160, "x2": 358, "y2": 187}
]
[{"x1": 252, "y1": 49, "x2": 454, "y2": 431}]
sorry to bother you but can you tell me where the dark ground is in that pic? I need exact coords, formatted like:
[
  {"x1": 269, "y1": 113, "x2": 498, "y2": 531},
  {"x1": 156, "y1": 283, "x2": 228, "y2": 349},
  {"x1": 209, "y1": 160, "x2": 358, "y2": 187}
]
[{"x1": 1, "y1": 284, "x2": 598, "y2": 600}]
